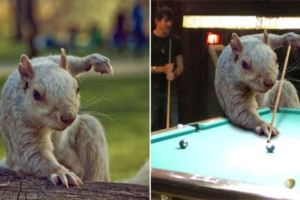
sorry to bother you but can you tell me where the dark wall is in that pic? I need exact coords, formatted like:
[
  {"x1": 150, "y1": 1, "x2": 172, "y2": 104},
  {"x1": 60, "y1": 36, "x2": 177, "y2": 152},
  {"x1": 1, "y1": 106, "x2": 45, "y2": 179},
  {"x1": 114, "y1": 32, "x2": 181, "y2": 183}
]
[{"x1": 152, "y1": 0, "x2": 300, "y2": 123}]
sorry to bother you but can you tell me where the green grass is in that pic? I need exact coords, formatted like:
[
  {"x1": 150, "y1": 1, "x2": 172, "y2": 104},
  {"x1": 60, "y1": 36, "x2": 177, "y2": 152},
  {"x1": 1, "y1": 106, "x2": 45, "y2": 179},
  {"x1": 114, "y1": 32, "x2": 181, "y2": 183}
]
[
  {"x1": 0, "y1": 38, "x2": 27, "y2": 62},
  {"x1": 0, "y1": 74, "x2": 149, "y2": 181}
]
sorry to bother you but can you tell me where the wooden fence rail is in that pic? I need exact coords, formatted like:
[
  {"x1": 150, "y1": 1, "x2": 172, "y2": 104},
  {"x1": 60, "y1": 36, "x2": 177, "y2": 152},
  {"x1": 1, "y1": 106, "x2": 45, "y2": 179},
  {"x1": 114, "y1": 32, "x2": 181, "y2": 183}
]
[{"x1": 0, "y1": 167, "x2": 149, "y2": 200}]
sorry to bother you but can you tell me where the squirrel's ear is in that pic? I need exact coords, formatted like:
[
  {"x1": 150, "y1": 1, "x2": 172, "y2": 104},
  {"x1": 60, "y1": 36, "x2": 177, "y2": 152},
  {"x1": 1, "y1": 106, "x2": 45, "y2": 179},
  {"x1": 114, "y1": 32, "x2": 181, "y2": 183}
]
[
  {"x1": 263, "y1": 29, "x2": 269, "y2": 45},
  {"x1": 18, "y1": 55, "x2": 34, "y2": 81},
  {"x1": 60, "y1": 48, "x2": 68, "y2": 70},
  {"x1": 230, "y1": 33, "x2": 243, "y2": 55}
]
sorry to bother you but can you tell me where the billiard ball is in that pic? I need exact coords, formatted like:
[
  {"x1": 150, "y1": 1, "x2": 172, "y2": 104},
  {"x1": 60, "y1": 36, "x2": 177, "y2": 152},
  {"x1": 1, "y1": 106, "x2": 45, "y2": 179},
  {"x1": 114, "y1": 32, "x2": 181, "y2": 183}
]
[
  {"x1": 284, "y1": 178, "x2": 296, "y2": 189},
  {"x1": 179, "y1": 139, "x2": 188, "y2": 149},
  {"x1": 266, "y1": 141, "x2": 275, "y2": 153},
  {"x1": 177, "y1": 124, "x2": 183, "y2": 129}
]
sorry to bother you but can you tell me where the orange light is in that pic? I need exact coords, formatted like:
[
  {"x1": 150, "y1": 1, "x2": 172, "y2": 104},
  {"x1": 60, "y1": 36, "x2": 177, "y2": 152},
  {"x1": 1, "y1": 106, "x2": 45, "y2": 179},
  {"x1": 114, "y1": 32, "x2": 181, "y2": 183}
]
[{"x1": 206, "y1": 32, "x2": 221, "y2": 45}]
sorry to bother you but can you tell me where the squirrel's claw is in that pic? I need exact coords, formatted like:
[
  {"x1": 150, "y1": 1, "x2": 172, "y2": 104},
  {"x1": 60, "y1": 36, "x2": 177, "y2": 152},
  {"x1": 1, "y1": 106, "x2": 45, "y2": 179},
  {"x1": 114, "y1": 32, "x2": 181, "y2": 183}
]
[
  {"x1": 70, "y1": 171, "x2": 83, "y2": 184},
  {"x1": 49, "y1": 170, "x2": 82, "y2": 188},
  {"x1": 58, "y1": 173, "x2": 69, "y2": 188},
  {"x1": 255, "y1": 123, "x2": 279, "y2": 137},
  {"x1": 66, "y1": 172, "x2": 82, "y2": 186},
  {"x1": 49, "y1": 173, "x2": 59, "y2": 186}
]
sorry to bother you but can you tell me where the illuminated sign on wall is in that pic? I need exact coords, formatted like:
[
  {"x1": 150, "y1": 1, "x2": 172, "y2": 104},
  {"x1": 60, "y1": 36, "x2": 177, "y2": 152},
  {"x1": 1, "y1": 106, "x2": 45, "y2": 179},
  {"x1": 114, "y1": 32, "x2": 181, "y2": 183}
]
[
  {"x1": 183, "y1": 16, "x2": 300, "y2": 29},
  {"x1": 206, "y1": 32, "x2": 221, "y2": 45}
]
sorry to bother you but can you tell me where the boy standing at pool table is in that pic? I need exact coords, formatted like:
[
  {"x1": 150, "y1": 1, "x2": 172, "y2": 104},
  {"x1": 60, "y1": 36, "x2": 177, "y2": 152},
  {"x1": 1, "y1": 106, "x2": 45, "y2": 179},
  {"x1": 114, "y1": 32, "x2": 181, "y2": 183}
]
[{"x1": 151, "y1": 6, "x2": 184, "y2": 131}]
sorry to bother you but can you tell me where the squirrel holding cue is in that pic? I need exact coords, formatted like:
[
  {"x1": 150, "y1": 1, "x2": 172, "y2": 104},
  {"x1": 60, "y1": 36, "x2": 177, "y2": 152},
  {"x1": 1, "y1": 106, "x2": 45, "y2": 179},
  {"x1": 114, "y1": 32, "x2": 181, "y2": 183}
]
[
  {"x1": 215, "y1": 31, "x2": 300, "y2": 136},
  {"x1": 0, "y1": 49, "x2": 112, "y2": 187}
]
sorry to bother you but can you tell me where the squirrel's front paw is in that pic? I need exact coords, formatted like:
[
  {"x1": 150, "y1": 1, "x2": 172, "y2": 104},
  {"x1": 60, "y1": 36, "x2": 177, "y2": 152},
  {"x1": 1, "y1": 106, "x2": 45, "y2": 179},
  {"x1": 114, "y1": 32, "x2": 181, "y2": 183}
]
[
  {"x1": 49, "y1": 168, "x2": 82, "y2": 188},
  {"x1": 85, "y1": 53, "x2": 113, "y2": 75},
  {"x1": 255, "y1": 123, "x2": 279, "y2": 137},
  {"x1": 285, "y1": 32, "x2": 300, "y2": 48}
]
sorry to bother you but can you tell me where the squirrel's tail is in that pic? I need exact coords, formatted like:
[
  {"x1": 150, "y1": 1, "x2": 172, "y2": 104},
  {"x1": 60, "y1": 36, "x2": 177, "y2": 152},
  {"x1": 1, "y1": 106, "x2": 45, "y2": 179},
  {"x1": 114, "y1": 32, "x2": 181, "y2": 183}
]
[{"x1": 121, "y1": 160, "x2": 149, "y2": 186}]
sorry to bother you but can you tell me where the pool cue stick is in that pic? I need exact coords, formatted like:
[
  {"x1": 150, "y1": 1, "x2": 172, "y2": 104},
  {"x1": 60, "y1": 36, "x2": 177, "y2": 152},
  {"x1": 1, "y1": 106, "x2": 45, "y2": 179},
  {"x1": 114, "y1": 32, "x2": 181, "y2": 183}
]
[
  {"x1": 267, "y1": 44, "x2": 291, "y2": 142},
  {"x1": 166, "y1": 38, "x2": 172, "y2": 129}
]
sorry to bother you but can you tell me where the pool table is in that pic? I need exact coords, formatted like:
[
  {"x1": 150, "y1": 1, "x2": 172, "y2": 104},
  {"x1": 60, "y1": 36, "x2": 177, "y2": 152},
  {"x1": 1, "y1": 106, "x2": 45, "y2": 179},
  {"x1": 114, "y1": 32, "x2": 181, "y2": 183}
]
[{"x1": 151, "y1": 107, "x2": 300, "y2": 200}]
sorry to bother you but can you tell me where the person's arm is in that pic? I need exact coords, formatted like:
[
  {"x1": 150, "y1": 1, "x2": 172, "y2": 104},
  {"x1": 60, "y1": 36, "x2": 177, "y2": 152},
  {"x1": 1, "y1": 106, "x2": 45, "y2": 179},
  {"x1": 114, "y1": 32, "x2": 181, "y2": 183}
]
[
  {"x1": 151, "y1": 63, "x2": 174, "y2": 74},
  {"x1": 151, "y1": 65, "x2": 166, "y2": 73},
  {"x1": 151, "y1": 64, "x2": 175, "y2": 81},
  {"x1": 174, "y1": 54, "x2": 184, "y2": 78}
]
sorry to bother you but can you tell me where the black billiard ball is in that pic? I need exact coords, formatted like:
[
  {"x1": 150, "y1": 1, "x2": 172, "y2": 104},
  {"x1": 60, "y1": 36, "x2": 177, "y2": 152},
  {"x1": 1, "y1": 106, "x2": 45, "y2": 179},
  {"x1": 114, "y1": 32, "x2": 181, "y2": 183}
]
[
  {"x1": 179, "y1": 139, "x2": 188, "y2": 149},
  {"x1": 266, "y1": 141, "x2": 275, "y2": 153}
]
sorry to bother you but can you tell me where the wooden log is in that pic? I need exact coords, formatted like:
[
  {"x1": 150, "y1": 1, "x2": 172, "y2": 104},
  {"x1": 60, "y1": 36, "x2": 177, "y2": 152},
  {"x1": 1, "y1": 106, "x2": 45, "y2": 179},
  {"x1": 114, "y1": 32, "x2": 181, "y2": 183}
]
[{"x1": 0, "y1": 167, "x2": 149, "y2": 200}]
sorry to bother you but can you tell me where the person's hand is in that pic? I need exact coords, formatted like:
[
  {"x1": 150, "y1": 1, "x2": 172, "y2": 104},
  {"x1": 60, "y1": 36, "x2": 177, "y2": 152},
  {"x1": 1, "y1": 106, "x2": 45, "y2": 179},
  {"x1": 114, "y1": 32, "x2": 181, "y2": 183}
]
[
  {"x1": 166, "y1": 72, "x2": 175, "y2": 81},
  {"x1": 164, "y1": 63, "x2": 174, "y2": 74}
]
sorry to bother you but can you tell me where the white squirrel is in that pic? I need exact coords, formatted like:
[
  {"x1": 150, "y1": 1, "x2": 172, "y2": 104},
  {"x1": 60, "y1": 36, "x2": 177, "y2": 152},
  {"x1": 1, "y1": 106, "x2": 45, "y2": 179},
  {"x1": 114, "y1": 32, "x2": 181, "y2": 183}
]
[
  {"x1": 0, "y1": 49, "x2": 114, "y2": 187},
  {"x1": 215, "y1": 31, "x2": 300, "y2": 136}
]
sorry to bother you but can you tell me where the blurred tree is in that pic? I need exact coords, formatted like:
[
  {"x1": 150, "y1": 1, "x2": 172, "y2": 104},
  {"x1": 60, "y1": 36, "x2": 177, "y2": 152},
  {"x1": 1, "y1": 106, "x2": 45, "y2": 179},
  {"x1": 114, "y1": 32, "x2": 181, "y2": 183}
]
[
  {"x1": 14, "y1": 0, "x2": 23, "y2": 41},
  {"x1": 26, "y1": 0, "x2": 38, "y2": 57},
  {"x1": 13, "y1": 0, "x2": 38, "y2": 57}
]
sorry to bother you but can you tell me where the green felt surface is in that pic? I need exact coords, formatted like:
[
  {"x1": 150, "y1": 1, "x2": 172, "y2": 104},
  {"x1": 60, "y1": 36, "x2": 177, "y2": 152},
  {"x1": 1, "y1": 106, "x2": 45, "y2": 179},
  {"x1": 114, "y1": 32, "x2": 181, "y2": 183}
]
[{"x1": 151, "y1": 108, "x2": 300, "y2": 190}]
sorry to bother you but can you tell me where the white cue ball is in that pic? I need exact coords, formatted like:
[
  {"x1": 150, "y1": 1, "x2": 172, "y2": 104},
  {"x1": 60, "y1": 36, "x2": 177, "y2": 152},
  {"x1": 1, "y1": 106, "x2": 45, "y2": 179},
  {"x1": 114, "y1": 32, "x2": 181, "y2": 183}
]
[{"x1": 177, "y1": 124, "x2": 183, "y2": 129}]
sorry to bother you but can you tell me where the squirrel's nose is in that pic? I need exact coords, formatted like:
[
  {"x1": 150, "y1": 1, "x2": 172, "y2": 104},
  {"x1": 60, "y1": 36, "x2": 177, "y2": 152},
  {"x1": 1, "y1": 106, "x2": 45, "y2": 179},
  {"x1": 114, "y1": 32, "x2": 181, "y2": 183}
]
[
  {"x1": 60, "y1": 113, "x2": 76, "y2": 125},
  {"x1": 263, "y1": 79, "x2": 275, "y2": 88}
]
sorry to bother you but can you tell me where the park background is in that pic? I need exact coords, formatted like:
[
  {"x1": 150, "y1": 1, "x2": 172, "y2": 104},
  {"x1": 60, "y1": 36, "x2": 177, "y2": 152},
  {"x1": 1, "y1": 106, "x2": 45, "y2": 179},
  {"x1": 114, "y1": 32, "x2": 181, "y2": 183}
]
[{"x1": 0, "y1": 0, "x2": 149, "y2": 181}]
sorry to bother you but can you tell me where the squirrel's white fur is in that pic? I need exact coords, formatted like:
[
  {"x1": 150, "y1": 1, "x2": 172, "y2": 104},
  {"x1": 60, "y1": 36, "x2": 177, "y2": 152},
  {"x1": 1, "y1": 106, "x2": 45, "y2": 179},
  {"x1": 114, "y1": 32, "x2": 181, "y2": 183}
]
[
  {"x1": 215, "y1": 32, "x2": 300, "y2": 136},
  {"x1": 0, "y1": 50, "x2": 114, "y2": 187}
]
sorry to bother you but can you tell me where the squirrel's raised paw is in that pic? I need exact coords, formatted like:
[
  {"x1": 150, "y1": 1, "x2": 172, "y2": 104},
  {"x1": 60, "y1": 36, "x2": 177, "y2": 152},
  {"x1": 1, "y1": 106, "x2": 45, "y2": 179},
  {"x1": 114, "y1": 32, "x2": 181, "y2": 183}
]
[
  {"x1": 255, "y1": 123, "x2": 279, "y2": 137},
  {"x1": 85, "y1": 53, "x2": 113, "y2": 75},
  {"x1": 49, "y1": 170, "x2": 82, "y2": 188},
  {"x1": 284, "y1": 32, "x2": 300, "y2": 48}
]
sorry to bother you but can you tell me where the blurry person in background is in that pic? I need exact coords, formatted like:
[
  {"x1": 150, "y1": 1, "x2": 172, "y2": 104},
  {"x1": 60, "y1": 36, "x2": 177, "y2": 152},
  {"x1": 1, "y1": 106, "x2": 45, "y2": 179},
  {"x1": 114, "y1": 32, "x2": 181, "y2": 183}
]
[
  {"x1": 69, "y1": 25, "x2": 79, "y2": 48},
  {"x1": 131, "y1": 0, "x2": 146, "y2": 56},
  {"x1": 113, "y1": 10, "x2": 128, "y2": 53},
  {"x1": 89, "y1": 24, "x2": 103, "y2": 48}
]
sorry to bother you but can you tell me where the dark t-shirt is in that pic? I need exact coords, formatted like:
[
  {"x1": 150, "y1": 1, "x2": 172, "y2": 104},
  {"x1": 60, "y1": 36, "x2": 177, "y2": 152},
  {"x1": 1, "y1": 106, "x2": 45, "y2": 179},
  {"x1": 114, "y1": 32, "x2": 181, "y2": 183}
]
[{"x1": 151, "y1": 33, "x2": 182, "y2": 90}]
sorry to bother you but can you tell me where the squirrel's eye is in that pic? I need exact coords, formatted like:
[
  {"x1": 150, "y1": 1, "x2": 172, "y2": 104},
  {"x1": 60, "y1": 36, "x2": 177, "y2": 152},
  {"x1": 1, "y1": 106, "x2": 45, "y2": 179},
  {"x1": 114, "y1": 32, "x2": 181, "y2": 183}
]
[
  {"x1": 242, "y1": 61, "x2": 251, "y2": 70},
  {"x1": 33, "y1": 90, "x2": 43, "y2": 101},
  {"x1": 76, "y1": 87, "x2": 80, "y2": 94}
]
